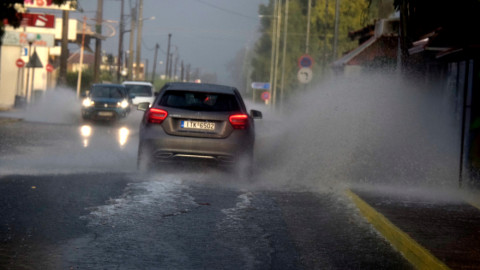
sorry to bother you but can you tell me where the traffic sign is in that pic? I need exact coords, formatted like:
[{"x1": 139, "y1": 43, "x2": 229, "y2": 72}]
[
  {"x1": 261, "y1": 91, "x2": 271, "y2": 101},
  {"x1": 297, "y1": 67, "x2": 313, "y2": 84},
  {"x1": 26, "y1": 51, "x2": 43, "y2": 68},
  {"x1": 16, "y1": 58, "x2": 25, "y2": 68},
  {"x1": 46, "y1": 63, "x2": 54, "y2": 72},
  {"x1": 251, "y1": 82, "x2": 270, "y2": 90},
  {"x1": 298, "y1": 54, "x2": 314, "y2": 68}
]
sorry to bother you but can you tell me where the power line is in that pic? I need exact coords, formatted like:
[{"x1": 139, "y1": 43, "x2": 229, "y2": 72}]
[
  {"x1": 195, "y1": 0, "x2": 257, "y2": 20},
  {"x1": 142, "y1": 38, "x2": 157, "y2": 51}
]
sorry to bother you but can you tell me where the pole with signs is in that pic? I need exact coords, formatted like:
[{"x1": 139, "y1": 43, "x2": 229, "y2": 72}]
[
  {"x1": 297, "y1": 54, "x2": 314, "y2": 85},
  {"x1": 24, "y1": 34, "x2": 35, "y2": 103},
  {"x1": 28, "y1": 48, "x2": 44, "y2": 103},
  {"x1": 251, "y1": 82, "x2": 271, "y2": 105},
  {"x1": 15, "y1": 59, "x2": 25, "y2": 105},
  {"x1": 77, "y1": 16, "x2": 87, "y2": 98}
]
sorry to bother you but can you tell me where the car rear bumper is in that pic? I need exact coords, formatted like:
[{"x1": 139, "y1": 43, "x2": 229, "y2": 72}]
[{"x1": 139, "y1": 128, "x2": 253, "y2": 164}]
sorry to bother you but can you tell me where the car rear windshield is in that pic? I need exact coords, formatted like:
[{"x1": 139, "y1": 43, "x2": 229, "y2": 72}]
[
  {"x1": 158, "y1": 90, "x2": 240, "y2": 112},
  {"x1": 91, "y1": 86, "x2": 126, "y2": 99},
  {"x1": 124, "y1": 85, "x2": 152, "y2": 97}
]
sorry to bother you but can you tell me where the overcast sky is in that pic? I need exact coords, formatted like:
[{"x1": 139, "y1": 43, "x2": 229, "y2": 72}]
[{"x1": 70, "y1": 0, "x2": 268, "y2": 84}]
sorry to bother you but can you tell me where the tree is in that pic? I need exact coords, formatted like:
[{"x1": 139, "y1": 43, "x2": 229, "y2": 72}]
[
  {"x1": 0, "y1": 0, "x2": 69, "y2": 45},
  {"x1": 250, "y1": 0, "x2": 377, "y2": 104}
]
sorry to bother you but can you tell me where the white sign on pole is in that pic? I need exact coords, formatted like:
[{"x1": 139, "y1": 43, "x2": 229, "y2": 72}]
[{"x1": 297, "y1": 67, "x2": 313, "y2": 84}]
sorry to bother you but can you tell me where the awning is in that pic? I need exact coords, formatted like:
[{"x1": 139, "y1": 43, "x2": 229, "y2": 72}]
[{"x1": 331, "y1": 35, "x2": 398, "y2": 69}]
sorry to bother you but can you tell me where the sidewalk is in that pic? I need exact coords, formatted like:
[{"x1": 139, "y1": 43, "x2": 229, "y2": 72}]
[
  {"x1": 347, "y1": 185, "x2": 480, "y2": 270},
  {"x1": 0, "y1": 107, "x2": 24, "y2": 124}
]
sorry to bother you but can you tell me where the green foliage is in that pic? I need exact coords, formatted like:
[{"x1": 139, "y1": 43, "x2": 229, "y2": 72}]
[
  {"x1": 66, "y1": 69, "x2": 94, "y2": 94},
  {"x1": 0, "y1": 0, "x2": 23, "y2": 44},
  {"x1": 249, "y1": 0, "x2": 385, "y2": 104}
]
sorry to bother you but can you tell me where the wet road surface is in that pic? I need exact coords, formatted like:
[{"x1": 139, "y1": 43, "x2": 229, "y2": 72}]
[{"x1": 0, "y1": 112, "x2": 411, "y2": 269}]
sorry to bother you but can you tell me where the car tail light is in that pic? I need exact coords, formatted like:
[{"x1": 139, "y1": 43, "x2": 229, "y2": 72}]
[
  {"x1": 147, "y1": 108, "x2": 168, "y2": 124},
  {"x1": 229, "y1": 114, "x2": 248, "y2": 129}
]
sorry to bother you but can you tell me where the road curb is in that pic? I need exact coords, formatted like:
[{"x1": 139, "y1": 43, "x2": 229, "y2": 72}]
[
  {"x1": 345, "y1": 189, "x2": 451, "y2": 270},
  {"x1": 0, "y1": 117, "x2": 22, "y2": 124}
]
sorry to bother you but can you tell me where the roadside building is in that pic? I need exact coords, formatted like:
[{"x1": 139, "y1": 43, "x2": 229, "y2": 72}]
[
  {"x1": 331, "y1": 18, "x2": 399, "y2": 76},
  {"x1": 0, "y1": 12, "x2": 77, "y2": 109}
]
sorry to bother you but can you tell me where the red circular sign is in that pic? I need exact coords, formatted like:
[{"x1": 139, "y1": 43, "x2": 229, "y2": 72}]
[
  {"x1": 46, "y1": 63, "x2": 54, "y2": 72},
  {"x1": 16, "y1": 58, "x2": 25, "y2": 68},
  {"x1": 298, "y1": 54, "x2": 314, "y2": 68},
  {"x1": 261, "y1": 91, "x2": 271, "y2": 101}
]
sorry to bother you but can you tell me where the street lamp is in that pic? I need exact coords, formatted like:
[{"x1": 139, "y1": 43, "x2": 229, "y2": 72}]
[{"x1": 25, "y1": 33, "x2": 36, "y2": 103}]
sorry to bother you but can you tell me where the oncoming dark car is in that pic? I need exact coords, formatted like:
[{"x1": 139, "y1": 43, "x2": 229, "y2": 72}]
[
  {"x1": 81, "y1": 84, "x2": 131, "y2": 121},
  {"x1": 136, "y1": 82, "x2": 262, "y2": 178}
]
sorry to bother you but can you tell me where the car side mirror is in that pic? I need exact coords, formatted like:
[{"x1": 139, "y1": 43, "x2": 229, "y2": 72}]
[
  {"x1": 137, "y1": 102, "x2": 150, "y2": 111},
  {"x1": 250, "y1": 110, "x2": 262, "y2": 119},
  {"x1": 129, "y1": 94, "x2": 136, "y2": 99}
]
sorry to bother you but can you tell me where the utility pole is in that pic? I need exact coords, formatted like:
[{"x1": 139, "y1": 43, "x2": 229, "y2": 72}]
[
  {"x1": 280, "y1": 0, "x2": 289, "y2": 110},
  {"x1": 94, "y1": 0, "x2": 103, "y2": 83},
  {"x1": 151, "y1": 43, "x2": 159, "y2": 82},
  {"x1": 323, "y1": 0, "x2": 329, "y2": 66},
  {"x1": 333, "y1": 0, "x2": 340, "y2": 60},
  {"x1": 145, "y1": 58, "x2": 148, "y2": 79},
  {"x1": 58, "y1": 10, "x2": 69, "y2": 87},
  {"x1": 268, "y1": 0, "x2": 278, "y2": 108},
  {"x1": 128, "y1": 6, "x2": 136, "y2": 80},
  {"x1": 135, "y1": 0, "x2": 144, "y2": 80},
  {"x1": 117, "y1": 0, "x2": 125, "y2": 82},
  {"x1": 76, "y1": 16, "x2": 87, "y2": 98},
  {"x1": 168, "y1": 53, "x2": 173, "y2": 79},
  {"x1": 272, "y1": 0, "x2": 282, "y2": 109},
  {"x1": 180, "y1": 60, "x2": 184, "y2": 81},
  {"x1": 306, "y1": 0, "x2": 312, "y2": 54},
  {"x1": 174, "y1": 50, "x2": 178, "y2": 80},
  {"x1": 186, "y1": 64, "x2": 190, "y2": 82},
  {"x1": 165, "y1": 33, "x2": 172, "y2": 80}
]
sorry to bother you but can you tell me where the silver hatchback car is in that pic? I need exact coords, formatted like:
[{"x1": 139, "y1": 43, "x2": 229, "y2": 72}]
[{"x1": 136, "y1": 82, "x2": 262, "y2": 177}]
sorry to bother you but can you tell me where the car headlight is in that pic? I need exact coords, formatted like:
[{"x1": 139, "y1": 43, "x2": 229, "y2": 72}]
[
  {"x1": 82, "y1": 98, "x2": 93, "y2": 107},
  {"x1": 119, "y1": 99, "x2": 129, "y2": 109}
]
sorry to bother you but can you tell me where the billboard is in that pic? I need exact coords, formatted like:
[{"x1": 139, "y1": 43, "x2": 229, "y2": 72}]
[
  {"x1": 21, "y1": 13, "x2": 55, "y2": 28},
  {"x1": 24, "y1": 0, "x2": 77, "y2": 11},
  {"x1": 2, "y1": 31, "x2": 55, "y2": 47}
]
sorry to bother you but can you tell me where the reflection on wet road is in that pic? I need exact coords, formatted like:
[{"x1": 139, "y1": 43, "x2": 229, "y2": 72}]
[{"x1": 79, "y1": 124, "x2": 131, "y2": 149}]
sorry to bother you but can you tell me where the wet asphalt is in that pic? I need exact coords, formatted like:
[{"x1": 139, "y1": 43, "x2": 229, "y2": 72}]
[{"x1": 0, "y1": 114, "x2": 413, "y2": 269}]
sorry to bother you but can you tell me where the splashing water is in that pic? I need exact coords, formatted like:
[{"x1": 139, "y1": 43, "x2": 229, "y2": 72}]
[{"x1": 254, "y1": 72, "x2": 460, "y2": 191}]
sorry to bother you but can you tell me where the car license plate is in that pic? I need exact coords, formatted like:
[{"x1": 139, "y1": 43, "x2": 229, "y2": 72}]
[
  {"x1": 98, "y1": 111, "x2": 114, "y2": 116},
  {"x1": 181, "y1": 120, "x2": 215, "y2": 130}
]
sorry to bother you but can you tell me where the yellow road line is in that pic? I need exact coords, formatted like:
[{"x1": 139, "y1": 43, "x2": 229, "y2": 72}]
[
  {"x1": 345, "y1": 189, "x2": 451, "y2": 270},
  {"x1": 466, "y1": 198, "x2": 480, "y2": 211}
]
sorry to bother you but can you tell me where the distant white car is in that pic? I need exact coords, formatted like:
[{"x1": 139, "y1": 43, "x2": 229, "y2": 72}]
[{"x1": 122, "y1": 81, "x2": 155, "y2": 106}]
